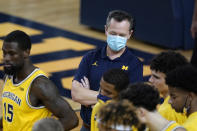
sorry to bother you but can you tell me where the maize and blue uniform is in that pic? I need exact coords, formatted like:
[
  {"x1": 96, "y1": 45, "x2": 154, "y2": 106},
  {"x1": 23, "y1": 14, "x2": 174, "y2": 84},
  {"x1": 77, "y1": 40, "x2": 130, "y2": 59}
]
[{"x1": 2, "y1": 68, "x2": 52, "y2": 131}]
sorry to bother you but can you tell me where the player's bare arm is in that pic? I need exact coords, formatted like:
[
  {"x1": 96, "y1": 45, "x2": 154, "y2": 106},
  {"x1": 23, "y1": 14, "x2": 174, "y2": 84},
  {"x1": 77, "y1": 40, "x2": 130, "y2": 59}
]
[
  {"x1": 0, "y1": 116, "x2": 2, "y2": 130},
  {"x1": 29, "y1": 76, "x2": 79, "y2": 130},
  {"x1": 0, "y1": 77, "x2": 4, "y2": 130}
]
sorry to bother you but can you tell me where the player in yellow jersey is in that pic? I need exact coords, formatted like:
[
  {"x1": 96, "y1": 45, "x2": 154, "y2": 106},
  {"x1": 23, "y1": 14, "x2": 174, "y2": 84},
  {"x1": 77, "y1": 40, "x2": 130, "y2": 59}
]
[
  {"x1": 149, "y1": 51, "x2": 188, "y2": 124},
  {"x1": 166, "y1": 65, "x2": 197, "y2": 131},
  {"x1": 0, "y1": 30, "x2": 78, "y2": 131},
  {"x1": 119, "y1": 82, "x2": 186, "y2": 131},
  {"x1": 90, "y1": 68, "x2": 129, "y2": 131},
  {"x1": 97, "y1": 100, "x2": 141, "y2": 131}
]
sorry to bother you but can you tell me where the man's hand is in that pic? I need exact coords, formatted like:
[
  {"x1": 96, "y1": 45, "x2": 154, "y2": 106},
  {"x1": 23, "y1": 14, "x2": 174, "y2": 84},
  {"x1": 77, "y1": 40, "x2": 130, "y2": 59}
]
[
  {"x1": 191, "y1": 0, "x2": 197, "y2": 38},
  {"x1": 191, "y1": 21, "x2": 197, "y2": 38},
  {"x1": 80, "y1": 76, "x2": 90, "y2": 89},
  {"x1": 0, "y1": 116, "x2": 3, "y2": 131}
]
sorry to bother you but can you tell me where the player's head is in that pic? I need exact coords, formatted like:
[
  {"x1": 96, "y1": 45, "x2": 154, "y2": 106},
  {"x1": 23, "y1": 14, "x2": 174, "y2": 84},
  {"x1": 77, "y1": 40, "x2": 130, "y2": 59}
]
[
  {"x1": 2, "y1": 30, "x2": 31, "y2": 75},
  {"x1": 119, "y1": 82, "x2": 160, "y2": 111},
  {"x1": 4, "y1": 30, "x2": 32, "y2": 51},
  {"x1": 32, "y1": 118, "x2": 64, "y2": 131},
  {"x1": 119, "y1": 82, "x2": 160, "y2": 125},
  {"x1": 166, "y1": 65, "x2": 197, "y2": 114},
  {"x1": 97, "y1": 99, "x2": 142, "y2": 131},
  {"x1": 100, "y1": 68, "x2": 129, "y2": 98},
  {"x1": 149, "y1": 51, "x2": 188, "y2": 96}
]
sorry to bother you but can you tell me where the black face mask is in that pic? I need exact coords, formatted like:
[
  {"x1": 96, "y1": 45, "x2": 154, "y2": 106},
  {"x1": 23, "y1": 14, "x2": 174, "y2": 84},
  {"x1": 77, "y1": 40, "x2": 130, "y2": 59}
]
[
  {"x1": 97, "y1": 89, "x2": 112, "y2": 102},
  {"x1": 182, "y1": 95, "x2": 191, "y2": 114},
  {"x1": 97, "y1": 93, "x2": 112, "y2": 102}
]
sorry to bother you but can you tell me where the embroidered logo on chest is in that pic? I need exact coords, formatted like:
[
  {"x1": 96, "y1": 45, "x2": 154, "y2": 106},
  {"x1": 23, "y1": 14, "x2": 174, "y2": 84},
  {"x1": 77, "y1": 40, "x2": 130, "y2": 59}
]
[
  {"x1": 122, "y1": 65, "x2": 128, "y2": 70},
  {"x1": 92, "y1": 61, "x2": 98, "y2": 66}
]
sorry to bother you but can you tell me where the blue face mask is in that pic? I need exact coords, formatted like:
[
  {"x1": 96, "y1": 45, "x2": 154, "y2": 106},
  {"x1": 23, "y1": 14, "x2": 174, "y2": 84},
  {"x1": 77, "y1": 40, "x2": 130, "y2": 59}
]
[
  {"x1": 97, "y1": 93, "x2": 112, "y2": 102},
  {"x1": 107, "y1": 35, "x2": 127, "y2": 51}
]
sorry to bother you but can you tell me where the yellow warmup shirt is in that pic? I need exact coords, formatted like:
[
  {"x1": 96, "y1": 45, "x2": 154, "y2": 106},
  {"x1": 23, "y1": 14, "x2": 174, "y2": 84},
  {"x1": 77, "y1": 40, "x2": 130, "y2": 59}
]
[
  {"x1": 2, "y1": 68, "x2": 52, "y2": 131},
  {"x1": 91, "y1": 98, "x2": 109, "y2": 131},
  {"x1": 162, "y1": 121, "x2": 184, "y2": 131},
  {"x1": 158, "y1": 96, "x2": 187, "y2": 124},
  {"x1": 183, "y1": 112, "x2": 197, "y2": 131}
]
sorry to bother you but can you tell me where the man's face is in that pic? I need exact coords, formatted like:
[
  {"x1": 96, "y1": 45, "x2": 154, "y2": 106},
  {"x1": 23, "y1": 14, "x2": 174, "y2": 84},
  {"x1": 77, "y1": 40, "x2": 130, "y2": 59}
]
[
  {"x1": 105, "y1": 18, "x2": 132, "y2": 39},
  {"x1": 168, "y1": 87, "x2": 188, "y2": 113},
  {"x1": 2, "y1": 42, "x2": 25, "y2": 75},
  {"x1": 149, "y1": 70, "x2": 168, "y2": 97},
  {"x1": 100, "y1": 77, "x2": 117, "y2": 98}
]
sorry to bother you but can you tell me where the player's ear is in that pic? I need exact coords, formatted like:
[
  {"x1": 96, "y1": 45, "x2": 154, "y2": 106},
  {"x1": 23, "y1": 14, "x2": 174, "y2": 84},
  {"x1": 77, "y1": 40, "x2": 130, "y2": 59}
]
[
  {"x1": 127, "y1": 30, "x2": 133, "y2": 39},
  {"x1": 135, "y1": 107, "x2": 147, "y2": 123},
  {"x1": 23, "y1": 49, "x2": 30, "y2": 59},
  {"x1": 105, "y1": 25, "x2": 108, "y2": 36}
]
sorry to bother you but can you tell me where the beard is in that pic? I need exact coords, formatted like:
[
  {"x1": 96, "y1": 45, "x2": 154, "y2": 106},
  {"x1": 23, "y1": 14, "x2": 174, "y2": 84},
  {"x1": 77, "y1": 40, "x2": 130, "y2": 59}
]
[{"x1": 3, "y1": 65, "x2": 21, "y2": 76}]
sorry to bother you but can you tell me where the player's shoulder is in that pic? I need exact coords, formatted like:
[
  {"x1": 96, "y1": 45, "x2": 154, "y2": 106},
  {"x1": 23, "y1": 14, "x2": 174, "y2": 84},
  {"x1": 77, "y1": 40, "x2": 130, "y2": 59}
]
[
  {"x1": 31, "y1": 75, "x2": 55, "y2": 91},
  {"x1": 30, "y1": 75, "x2": 59, "y2": 99}
]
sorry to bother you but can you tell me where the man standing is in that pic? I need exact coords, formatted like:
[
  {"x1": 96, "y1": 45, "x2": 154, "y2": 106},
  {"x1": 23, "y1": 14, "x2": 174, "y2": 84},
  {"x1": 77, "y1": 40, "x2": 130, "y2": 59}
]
[
  {"x1": 0, "y1": 30, "x2": 78, "y2": 131},
  {"x1": 72, "y1": 10, "x2": 143, "y2": 131}
]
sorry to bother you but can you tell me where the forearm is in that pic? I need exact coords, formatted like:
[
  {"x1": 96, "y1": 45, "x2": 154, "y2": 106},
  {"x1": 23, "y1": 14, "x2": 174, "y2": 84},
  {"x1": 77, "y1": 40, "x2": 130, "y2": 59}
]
[
  {"x1": 71, "y1": 86, "x2": 98, "y2": 105},
  {"x1": 59, "y1": 114, "x2": 78, "y2": 131},
  {"x1": 78, "y1": 91, "x2": 98, "y2": 105},
  {"x1": 59, "y1": 113, "x2": 79, "y2": 131},
  {"x1": 0, "y1": 116, "x2": 2, "y2": 130},
  {"x1": 191, "y1": 0, "x2": 197, "y2": 38},
  {"x1": 193, "y1": 0, "x2": 197, "y2": 21},
  {"x1": 50, "y1": 98, "x2": 79, "y2": 130}
]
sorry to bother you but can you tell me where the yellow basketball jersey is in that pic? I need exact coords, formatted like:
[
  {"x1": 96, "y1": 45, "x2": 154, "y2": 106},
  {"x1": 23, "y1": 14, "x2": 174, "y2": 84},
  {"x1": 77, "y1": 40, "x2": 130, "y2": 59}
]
[
  {"x1": 91, "y1": 99, "x2": 108, "y2": 131},
  {"x1": 158, "y1": 96, "x2": 187, "y2": 124},
  {"x1": 2, "y1": 68, "x2": 52, "y2": 131},
  {"x1": 163, "y1": 121, "x2": 184, "y2": 131},
  {"x1": 183, "y1": 112, "x2": 197, "y2": 131}
]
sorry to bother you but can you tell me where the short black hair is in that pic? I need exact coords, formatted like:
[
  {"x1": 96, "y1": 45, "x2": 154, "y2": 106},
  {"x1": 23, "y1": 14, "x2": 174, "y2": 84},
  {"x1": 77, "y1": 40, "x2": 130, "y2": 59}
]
[
  {"x1": 106, "y1": 10, "x2": 134, "y2": 31},
  {"x1": 166, "y1": 64, "x2": 197, "y2": 94},
  {"x1": 150, "y1": 51, "x2": 188, "y2": 74},
  {"x1": 4, "y1": 30, "x2": 32, "y2": 50},
  {"x1": 119, "y1": 82, "x2": 160, "y2": 111},
  {"x1": 103, "y1": 68, "x2": 129, "y2": 92}
]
